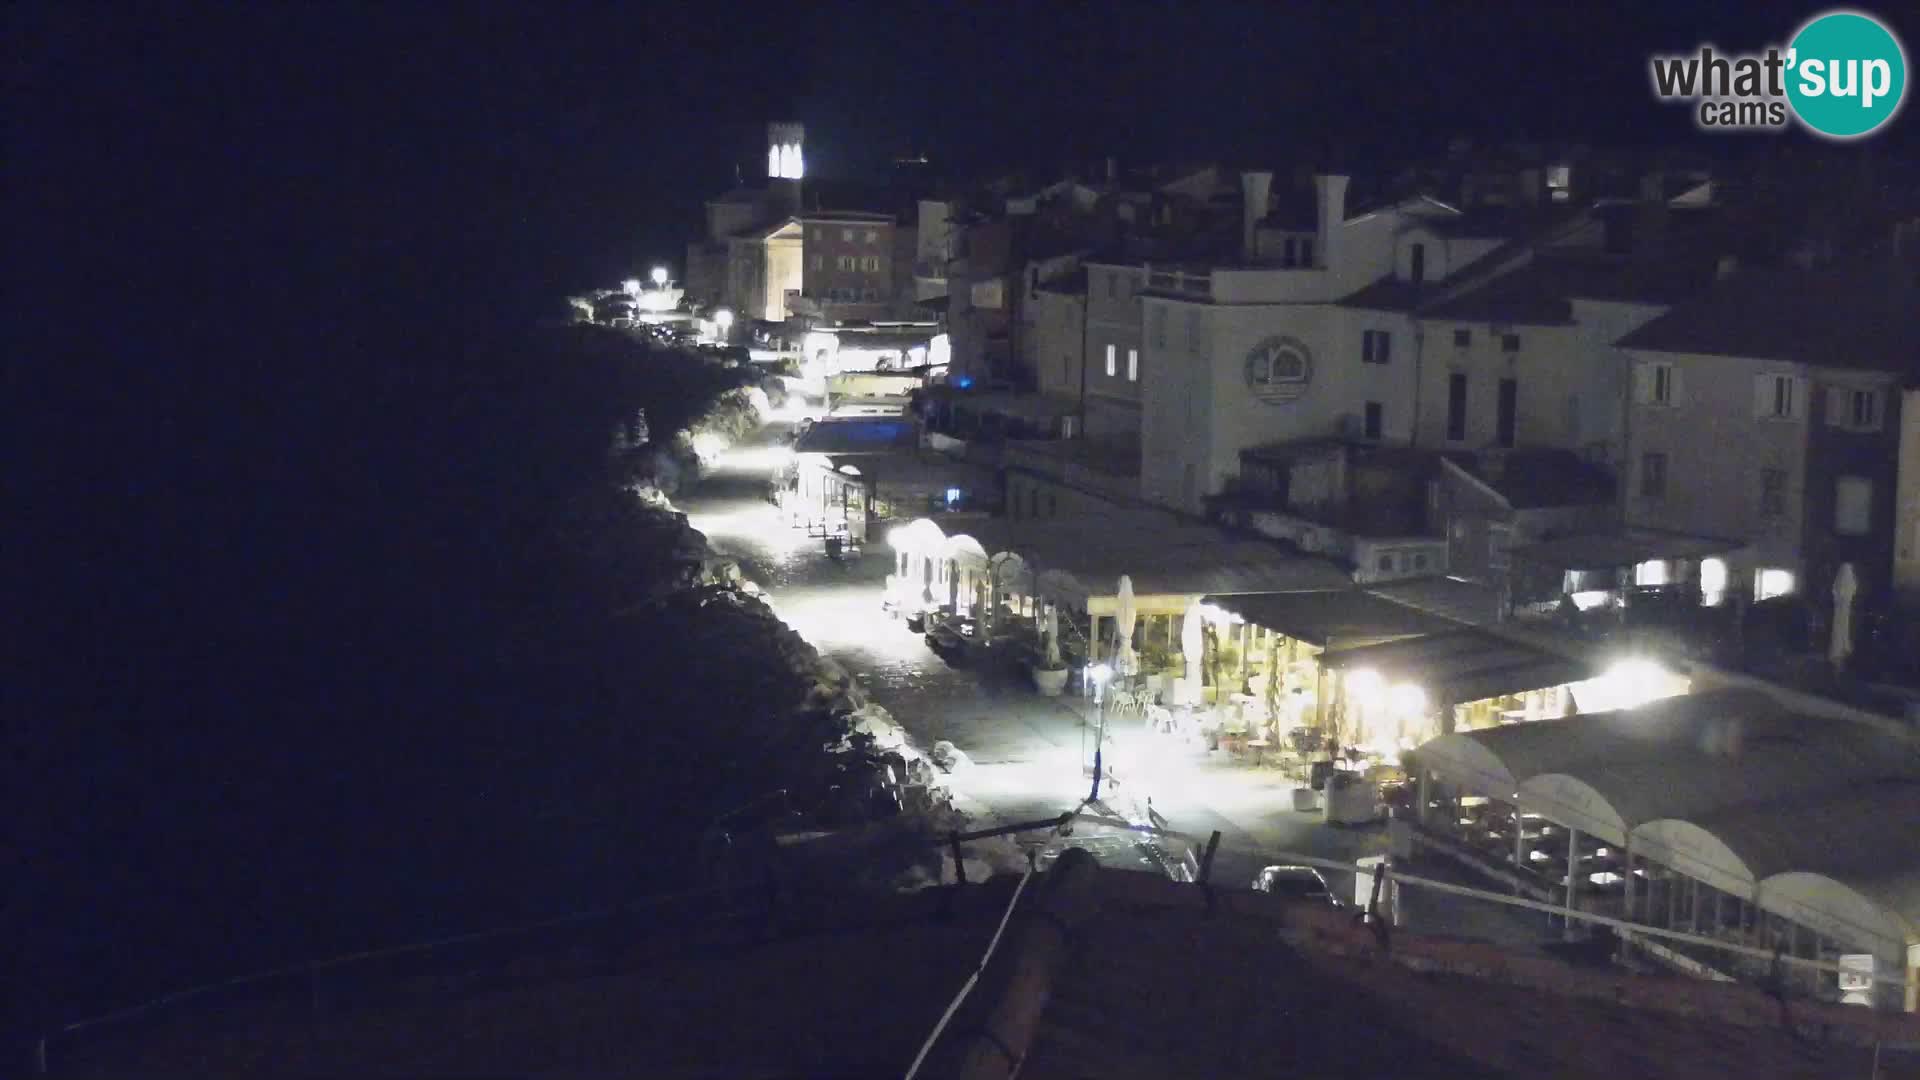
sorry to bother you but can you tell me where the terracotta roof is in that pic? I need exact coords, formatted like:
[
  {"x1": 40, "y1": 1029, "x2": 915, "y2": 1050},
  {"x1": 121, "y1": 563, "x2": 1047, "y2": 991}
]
[
  {"x1": 1337, "y1": 278, "x2": 1428, "y2": 313},
  {"x1": 1422, "y1": 204, "x2": 1582, "y2": 240},
  {"x1": 1616, "y1": 257, "x2": 1920, "y2": 377},
  {"x1": 79, "y1": 868, "x2": 1920, "y2": 1077},
  {"x1": 1418, "y1": 272, "x2": 1574, "y2": 325},
  {"x1": 1452, "y1": 448, "x2": 1618, "y2": 509}
]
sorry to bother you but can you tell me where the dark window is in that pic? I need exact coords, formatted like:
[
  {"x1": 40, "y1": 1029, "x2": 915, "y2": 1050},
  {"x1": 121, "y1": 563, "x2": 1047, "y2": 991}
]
[
  {"x1": 1497, "y1": 378, "x2": 1518, "y2": 448},
  {"x1": 1760, "y1": 468, "x2": 1787, "y2": 516},
  {"x1": 1048, "y1": 493, "x2": 1057, "y2": 515},
  {"x1": 1836, "y1": 476, "x2": 1871, "y2": 535},
  {"x1": 1501, "y1": 334, "x2": 1521, "y2": 353},
  {"x1": 1362, "y1": 329, "x2": 1392, "y2": 364},
  {"x1": 1641, "y1": 452, "x2": 1668, "y2": 498},
  {"x1": 1413, "y1": 552, "x2": 1429, "y2": 570},
  {"x1": 1453, "y1": 329, "x2": 1471, "y2": 348},
  {"x1": 1850, "y1": 389, "x2": 1879, "y2": 428},
  {"x1": 1300, "y1": 238, "x2": 1313, "y2": 265},
  {"x1": 1107, "y1": 272, "x2": 1119, "y2": 299},
  {"x1": 1377, "y1": 554, "x2": 1394, "y2": 572},
  {"x1": 1409, "y1": 243, "x2": 1426, "y2": 284},
  {"x1": 1364, "y1": 401, "x2": 1383, "y2": 439},
  {"x1": 1446, "y1": 373, "x2": 1468, "y2": 441}
]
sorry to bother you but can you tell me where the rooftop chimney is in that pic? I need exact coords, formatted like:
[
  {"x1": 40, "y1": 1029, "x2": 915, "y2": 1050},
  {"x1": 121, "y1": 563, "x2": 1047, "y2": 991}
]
[
  {"x1": 1240, "y1": 170, "x2": 1272, "y2": 262},
  {"x1": 1314, "y1": 174, "x2": 1350, "y2": 272},
  {"x1": 1634, "y1": 169, "x2": 1669, "y2": 259}
]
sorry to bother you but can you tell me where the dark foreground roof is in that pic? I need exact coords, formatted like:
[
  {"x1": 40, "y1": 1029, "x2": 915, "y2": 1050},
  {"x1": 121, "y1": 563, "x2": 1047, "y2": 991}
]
[{"x1": 62, "y1": 863, "x2": 1920, "y2": 1077}]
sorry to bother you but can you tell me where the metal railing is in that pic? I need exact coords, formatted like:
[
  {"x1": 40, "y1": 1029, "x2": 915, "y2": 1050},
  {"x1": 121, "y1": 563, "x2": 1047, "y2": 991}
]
[{"x1": 38, "y1": 808, "x2": 1915, "y2": 1072}]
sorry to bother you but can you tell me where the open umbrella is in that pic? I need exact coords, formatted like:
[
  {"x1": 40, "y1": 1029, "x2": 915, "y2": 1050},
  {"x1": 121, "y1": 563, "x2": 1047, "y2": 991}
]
[
  {"x1": 1114, "y1": 575, "x2": 1137, "y2": 677},
  {"x1": 1830, "y1": 562, "x2": 1857, "y2": 668}
]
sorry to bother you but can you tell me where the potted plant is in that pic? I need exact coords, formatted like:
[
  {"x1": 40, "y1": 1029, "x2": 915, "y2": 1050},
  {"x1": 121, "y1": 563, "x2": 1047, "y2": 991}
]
[{"x1": 1030, "y1": 605, "x2": 1070, "y2": 696}]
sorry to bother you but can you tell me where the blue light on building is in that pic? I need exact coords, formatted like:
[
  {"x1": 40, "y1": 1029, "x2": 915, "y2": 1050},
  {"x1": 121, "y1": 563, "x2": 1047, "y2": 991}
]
[{"x1": 945, "y1": 487, "x2": 962, "y2": 506}]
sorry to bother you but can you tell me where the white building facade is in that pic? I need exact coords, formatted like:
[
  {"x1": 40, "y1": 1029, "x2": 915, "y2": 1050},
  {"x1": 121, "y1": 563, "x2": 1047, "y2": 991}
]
[{"x1": 1135, "y1": 176, "x2": 1484, "y2": 513}]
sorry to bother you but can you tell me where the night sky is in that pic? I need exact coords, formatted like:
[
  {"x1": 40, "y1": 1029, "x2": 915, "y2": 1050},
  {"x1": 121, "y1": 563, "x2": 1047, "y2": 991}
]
[
  {"x1": 8, "y1": 0, "x2": 1913, "y2": 1049},
  {"x1": 17, "y1": 2, "x2": 1877, "y2": 311}
]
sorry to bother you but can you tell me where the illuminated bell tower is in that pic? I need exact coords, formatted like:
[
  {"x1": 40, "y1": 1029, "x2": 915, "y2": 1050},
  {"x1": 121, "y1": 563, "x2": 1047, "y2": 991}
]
[{"x1": 768, "y1": 122, "x2": 804, "y2": 215}]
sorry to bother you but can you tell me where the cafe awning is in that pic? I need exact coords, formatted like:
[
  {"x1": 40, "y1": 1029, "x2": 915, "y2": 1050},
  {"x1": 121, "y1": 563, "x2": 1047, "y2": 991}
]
[
  {"x1": 1508, "y1": 529, "x2": 1740, "y2": 572},
  {"x1": 1366, "y1": 577, "x2": 1505, "y2": 627},
  {"x1": 1207, "y1": 589, "x2": 1461, "y2": 651},
  {"x1": 1319, "y1": 627, "x2": 1596, "y2": 706},
  {"x1": 1413, "y1": 690, "x2": 1791, "y2": 802},
  {"x1": 1039, "y1": 541, "x2": 1351, "y2": 615}
]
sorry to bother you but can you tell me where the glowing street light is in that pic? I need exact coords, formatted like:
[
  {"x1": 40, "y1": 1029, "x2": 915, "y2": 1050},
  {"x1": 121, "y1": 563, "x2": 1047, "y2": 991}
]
[
  {"x1": 714, "y1": 308, "x2": 734, "y2": 339},
  {"x1": 650, "y1": 266, "x2": 669, "y2": 288},
  {"x1": 622, "y1": 278, "x2": 642, "y2": 297}
]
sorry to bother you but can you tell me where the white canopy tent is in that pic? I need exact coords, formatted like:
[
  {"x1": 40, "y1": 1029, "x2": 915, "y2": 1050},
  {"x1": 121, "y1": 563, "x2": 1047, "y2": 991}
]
[{"x1": 1413, "y1": 690, "x2": 1920, "y2": 1007}]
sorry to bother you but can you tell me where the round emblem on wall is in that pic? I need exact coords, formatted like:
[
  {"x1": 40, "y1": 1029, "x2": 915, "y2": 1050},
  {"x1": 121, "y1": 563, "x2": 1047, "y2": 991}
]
[{"x1": 1245, "y1": 336, "x2": 1313, "y2": 405}]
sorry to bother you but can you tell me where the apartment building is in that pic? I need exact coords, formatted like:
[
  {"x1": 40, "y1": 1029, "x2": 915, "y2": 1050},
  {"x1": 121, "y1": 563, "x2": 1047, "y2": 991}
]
[{"x1": 1619, "y1": 256, "x2": 1919, "y2": 607}]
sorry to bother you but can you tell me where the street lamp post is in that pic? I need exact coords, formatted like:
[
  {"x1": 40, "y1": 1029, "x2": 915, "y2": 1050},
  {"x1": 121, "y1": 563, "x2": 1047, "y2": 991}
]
[
  {"x1": 650, "y1": 265, "x2": 669, "y2": 289},
  {"x1": 1087, "y1": 663, "x2": 1112, "y2": 802},
  {"x1": 714, "y1": 307, "x2": 734, "y2": 343}
]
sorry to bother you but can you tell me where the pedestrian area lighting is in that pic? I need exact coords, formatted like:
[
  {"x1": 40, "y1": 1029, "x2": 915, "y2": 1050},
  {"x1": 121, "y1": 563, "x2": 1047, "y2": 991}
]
[
  {"x1": 1087, "y1": 663, "x2": 1112, "y2": 701},
  {"x1": 651, "y1": 266, "x2": 669, "y2": 288},
  {"x1": 622, "y1": 278, "x2": 642, "y2": 297},
  {"x1": 1575, "y1": 657, "x2": 1689, "y2": 712}
]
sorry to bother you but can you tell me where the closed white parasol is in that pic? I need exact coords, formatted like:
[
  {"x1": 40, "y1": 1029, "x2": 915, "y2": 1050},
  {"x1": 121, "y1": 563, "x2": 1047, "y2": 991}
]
[
  {"x1": 1181, "y1": 601, "x2": 1204, "y2": 703},
  {"x1": 1829, "y1": 562, "x2": 1857, "y2": 667}
]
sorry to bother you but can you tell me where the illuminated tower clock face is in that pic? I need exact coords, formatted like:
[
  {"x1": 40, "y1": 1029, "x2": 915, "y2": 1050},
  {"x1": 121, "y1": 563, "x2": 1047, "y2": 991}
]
[{"x1": 1244, "y1": 336, "x2": 1313, "y2": 404}]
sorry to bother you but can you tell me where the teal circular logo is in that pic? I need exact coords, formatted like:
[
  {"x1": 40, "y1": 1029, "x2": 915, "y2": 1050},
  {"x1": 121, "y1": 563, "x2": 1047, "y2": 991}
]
[{"x1": 1787, "y1": 11, "x2": 1907, "y2": 139}]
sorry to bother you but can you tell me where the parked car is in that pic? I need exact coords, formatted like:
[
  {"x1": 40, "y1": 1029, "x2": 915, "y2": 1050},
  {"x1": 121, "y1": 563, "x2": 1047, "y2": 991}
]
[{"x1": 1252, "y1": 865, "x2": 1338, "y2": 906}]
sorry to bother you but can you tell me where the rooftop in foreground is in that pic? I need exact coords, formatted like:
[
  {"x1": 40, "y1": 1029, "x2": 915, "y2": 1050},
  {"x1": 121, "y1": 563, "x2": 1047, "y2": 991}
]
[{"x1": 54, "y1": 858, "x2": 1919, "y2": 1077}]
